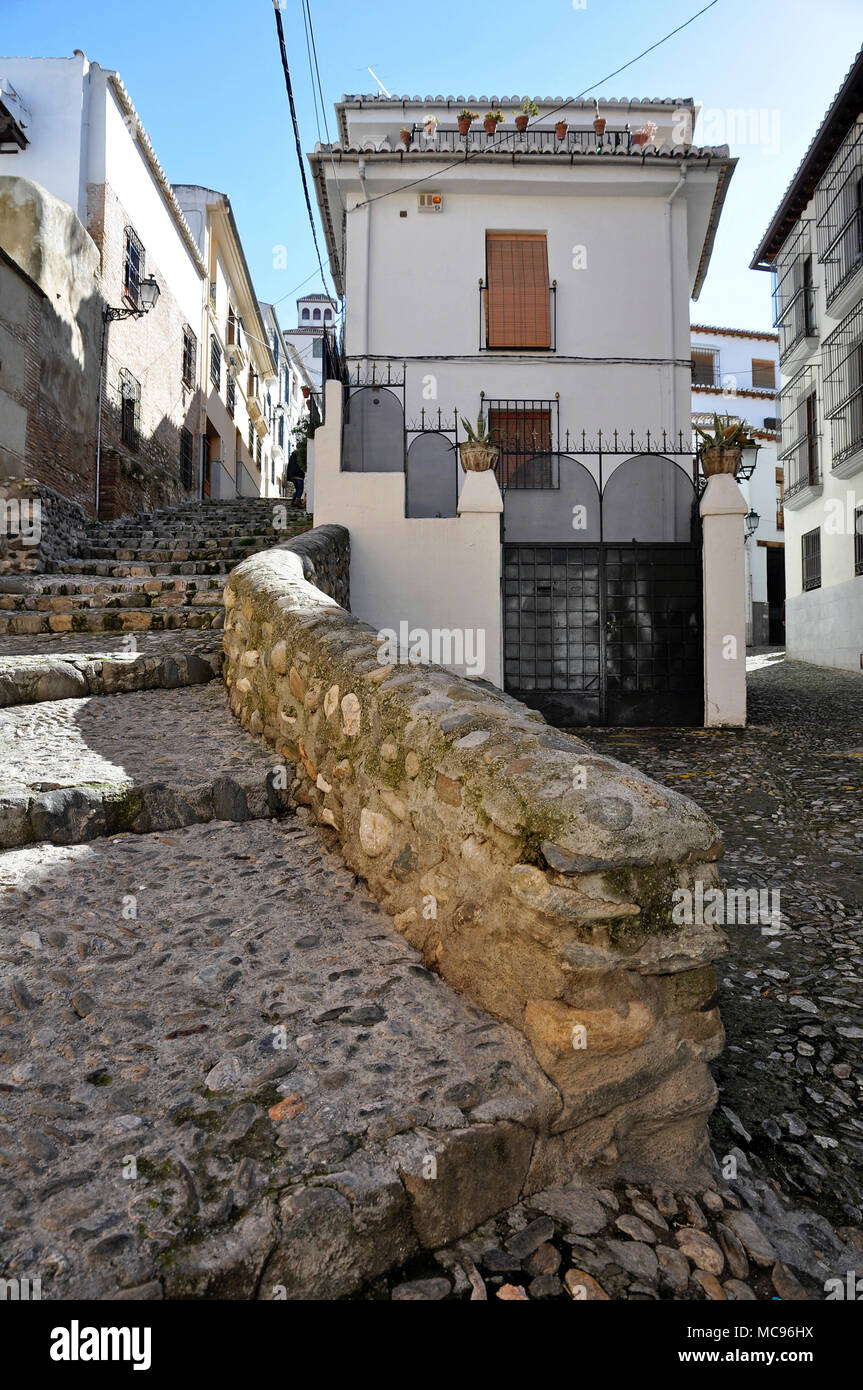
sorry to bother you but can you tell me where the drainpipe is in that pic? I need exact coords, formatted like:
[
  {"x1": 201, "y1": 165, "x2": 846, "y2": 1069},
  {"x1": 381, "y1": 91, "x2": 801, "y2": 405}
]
[
  {"x1": 665, "y1": 163, "x2": 688, "y2": 432},
  {"x1": 357, "y1": 159, "x2": 371, "y2": 358}
]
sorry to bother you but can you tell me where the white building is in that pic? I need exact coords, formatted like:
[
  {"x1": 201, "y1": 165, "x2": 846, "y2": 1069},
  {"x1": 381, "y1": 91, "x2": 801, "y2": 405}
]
[
  {"x1": 752, "y1": 47, "x2": 863, "y2": 672},
  {"x1": 690, "y1": 325, "x2": 783, "y2": 645},
  {"x1": 282, "y1": 292, "x2": 340, "y2": 394},
  {"x1": 307, "y1": 93, "x2": 737, "y2": 725},
  {"x1": 0, "y1": 52, "x2": 206, "y2": 516},
  {"x1": 174, "y1": 185, "x2": 275, "y2": 499},
  {"x1": 258, "y1": 300, "x2": 313, "y2": 498}
]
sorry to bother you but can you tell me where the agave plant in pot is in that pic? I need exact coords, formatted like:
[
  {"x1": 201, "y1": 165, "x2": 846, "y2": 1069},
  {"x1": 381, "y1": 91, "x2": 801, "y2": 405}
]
[
  {"x1": 695, "y1": 414, "x2": 751, "y2": 477},
  {"x1": 459, "y1": 411, "x2": 499, "y2": 472}
]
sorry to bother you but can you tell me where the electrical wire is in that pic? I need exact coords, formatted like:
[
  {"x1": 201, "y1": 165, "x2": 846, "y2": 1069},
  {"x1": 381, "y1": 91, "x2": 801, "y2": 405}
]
[
  {"x1": 347, "y1": 0, "x2": 722, "y2": 213},
  {"x1": 271, "y1": 0, "x2": 335, "y2": 299}
]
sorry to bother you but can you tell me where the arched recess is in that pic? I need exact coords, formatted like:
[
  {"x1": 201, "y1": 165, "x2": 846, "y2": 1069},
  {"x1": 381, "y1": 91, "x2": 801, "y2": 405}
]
[
  {"x1": 406, "y1": 433, "x2": 458, "y2": 517},
  {"x1": 602, "y1": 454, "x2": 698, "y2": 543},
  {"x1": 342, "y1": 387, "x2": 405, "y2": 473},
  {"x1": 504, "y1": 456, "x2": 601, "y2": 542}
]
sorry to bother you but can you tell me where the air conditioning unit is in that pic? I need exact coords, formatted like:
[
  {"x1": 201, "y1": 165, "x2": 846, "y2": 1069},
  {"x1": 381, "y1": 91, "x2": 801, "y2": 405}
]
[{"x1": 418, "y1": 192, "x2": 443, "y2": 213}]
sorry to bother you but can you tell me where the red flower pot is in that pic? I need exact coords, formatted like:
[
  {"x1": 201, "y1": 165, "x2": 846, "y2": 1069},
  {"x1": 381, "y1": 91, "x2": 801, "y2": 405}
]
[
  {"x1": 515, "y1": 114, "x2": 529, "y2": 133},
  {"x1": 594, "y1": 117, "x2": 606, "y2": 135},
  {"x1": 555, "y1": 122, "x2": 568, "y2": 139},
  {"x1": 458, "y1": 117, "x2": 472, "y2": 135}
]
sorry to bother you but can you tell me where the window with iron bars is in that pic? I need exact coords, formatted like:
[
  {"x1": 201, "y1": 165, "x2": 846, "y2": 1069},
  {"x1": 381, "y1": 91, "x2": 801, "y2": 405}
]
[
  {"x1": 248, "y1": 421, "x2": 255, "y2": 456},
  {"x1": 119, "y1": 368, "x2": 140, "y2": 450},
  {"x1": 776, "y1": 468, "x2": 784, "y2": 531},
  {"x1": 691, "y1": 348, "x2": 719, "y2": 387},
  {"x1": 802, "y1": 527, "x2": 821, "y2": 591},
  {"x1": 210, "y1": 335, "x2": 221, "y2": 390},
  {"x1": 779, "y1": 366, "x2": 820, "y2": 498},
  {"x1": 815, "y1": 123, "x2": 863, "y2": 308},
  {"x1": 182, "y1": 326, "x2": 196, "y2": 390},
  {"x1": 227, "y1": 376, "x2": 235, "y2": 419},
  {"x1": 180, "y1": 426, "x2": 195, "y2": 491},
  {"x1": 823, "y1": 300, "x2": 863, "y2": 467},
  {"x1": 256, "y1": 437, "x2": 262, "y2": 468},
  {"x1": 772, "y1": 220, "x2": 817, "y2": 360},
  {"x1": 856, "y1": 504, "x2": 863, "y2": 577},
  {"x1": 123, "y1": 227, "x2": 145, "y2": 308},
  {"x1": 484, "y1": 399, "x2": 559, "y2": 489}
]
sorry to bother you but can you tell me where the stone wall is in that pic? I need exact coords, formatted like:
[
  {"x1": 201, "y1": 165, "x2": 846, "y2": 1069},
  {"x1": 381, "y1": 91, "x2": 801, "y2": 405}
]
[
  {"x1": 0, "y1": 176, "x2": 103, "y2": 515},
  {"x1": 0, "y1": 478, "x2": 88, "y2": 575},
  {"x1": 223, "y1": 527, "x2": 728, "y2": 1188}
]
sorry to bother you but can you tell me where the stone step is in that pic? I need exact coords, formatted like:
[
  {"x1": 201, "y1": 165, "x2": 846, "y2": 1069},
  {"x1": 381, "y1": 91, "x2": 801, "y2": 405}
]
[
  {"x1": 52, "y1": 559, "x2": 238, "y2": 578},
  {"x1": 0, "y1": 607, "x2": 222, "y2": 636},
  {"x1": 0, "y1": 682, "x2": 288, "y2": 848},
  {"x1": 0, "y1": 634, "x2": 223, "y2": 707},
  {"x1": 0, "y1": 586, "x2": 224, "y2": 613},
  {"x1": 81, "y1": 541, "x2": 279, "y2": 563}
]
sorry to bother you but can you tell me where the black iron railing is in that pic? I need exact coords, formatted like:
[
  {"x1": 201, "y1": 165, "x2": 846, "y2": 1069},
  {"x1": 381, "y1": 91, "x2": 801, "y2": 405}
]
[{"x1": 479, "y1": 283, "x2": 557, "y2": 351}]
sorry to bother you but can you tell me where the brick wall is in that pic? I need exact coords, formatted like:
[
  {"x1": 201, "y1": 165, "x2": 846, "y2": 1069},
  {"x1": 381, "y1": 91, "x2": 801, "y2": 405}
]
[{"x1": 88, "y1": 183, "x2": 203, "y2": 519}]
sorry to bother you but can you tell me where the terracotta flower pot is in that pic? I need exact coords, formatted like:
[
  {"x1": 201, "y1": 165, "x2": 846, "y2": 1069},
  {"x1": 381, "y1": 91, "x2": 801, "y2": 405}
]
[
  {"x1": 593, "y1": 117, "x2": 606, "y2": 135},
  {"x1": 459, "y1": 442, "x2": 498, "y2": 473},
  {"x1": 701, "y1": 445, "x2": 742, "y2": 476},
  {"x1": 458, "y1": 117, "x2": 472, "y2": 135},
  {"x1": 399, "y1": 129, "x2": 411, "y2": 146},
  {"x1": 515, "y1": 114, "x2": 529, "y2": 133},
  {"x1": 631, "y1": 131, "x2": 649, "y2": 148},
  {"x1": 555, "y1": 122, "x2": 568, "y2": 139}
]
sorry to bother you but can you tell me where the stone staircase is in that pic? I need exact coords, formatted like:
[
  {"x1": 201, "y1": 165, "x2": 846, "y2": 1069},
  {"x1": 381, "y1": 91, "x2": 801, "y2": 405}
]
[
  {"x1": 0, "y1": 498, "x2": 310, "y2": 704},
  {"x1": 0, "y1": 499, "x2": 309, "y2": 638}
]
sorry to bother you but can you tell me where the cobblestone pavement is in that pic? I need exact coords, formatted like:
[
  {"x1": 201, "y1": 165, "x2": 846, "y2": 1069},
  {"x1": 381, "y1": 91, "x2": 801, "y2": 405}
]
[
  {"x1": 576, "y1": 653, "x2": 863, "y2": 1228},
  {"x1": 0, "y1": 817, "x2": 551, "y2": 1300}
]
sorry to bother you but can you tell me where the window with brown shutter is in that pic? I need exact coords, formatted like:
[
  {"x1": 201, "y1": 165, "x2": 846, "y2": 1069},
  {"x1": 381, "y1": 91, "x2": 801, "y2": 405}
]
[
  {"x1": 488, "y1": 406, "x2": 552, "y2": 486},
  {"x1": 691, "y1": 348, "x2": 718, "y2": 386},
  {"x1": 486, "y1": 232, "x2": 550, "y2": 349},
  {"x1": 752, "y1": 358, "x2": 776, "y2": 389}
]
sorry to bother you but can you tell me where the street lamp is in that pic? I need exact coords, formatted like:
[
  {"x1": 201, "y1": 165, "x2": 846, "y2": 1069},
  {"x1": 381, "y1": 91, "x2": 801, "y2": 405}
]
[
  {"x1": 745, "y1": 508, "x2": 761, "y2": 539},
  {"x1": 103, "y1": 275, "x2": 161, "y2": 322},
  {"x1": 737, "y1": 436, "x2": 761, "y2": 482}
]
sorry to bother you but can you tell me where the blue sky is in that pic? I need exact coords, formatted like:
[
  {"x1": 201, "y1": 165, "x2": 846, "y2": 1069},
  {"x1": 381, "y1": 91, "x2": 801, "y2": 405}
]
[{"x1": 4, "y1": 0, "x2": 862, "y2": 332}]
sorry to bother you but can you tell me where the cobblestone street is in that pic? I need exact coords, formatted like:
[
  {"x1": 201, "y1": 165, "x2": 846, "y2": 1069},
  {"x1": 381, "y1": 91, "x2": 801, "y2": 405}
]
[{"x1": 580, "y1": 652, "x2": 863, "y2": 1228}]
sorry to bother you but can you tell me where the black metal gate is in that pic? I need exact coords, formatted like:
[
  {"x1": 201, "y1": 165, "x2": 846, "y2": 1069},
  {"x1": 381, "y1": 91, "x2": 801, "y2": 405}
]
[{"x1": 503, "y1": 542, "x2": 703, "y2": 726}]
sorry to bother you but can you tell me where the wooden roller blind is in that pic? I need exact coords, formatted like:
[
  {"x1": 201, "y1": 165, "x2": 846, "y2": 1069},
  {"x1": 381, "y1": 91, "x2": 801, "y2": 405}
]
[{"x1": 486, "y1": 233, "x2": 550, "y2": 349}]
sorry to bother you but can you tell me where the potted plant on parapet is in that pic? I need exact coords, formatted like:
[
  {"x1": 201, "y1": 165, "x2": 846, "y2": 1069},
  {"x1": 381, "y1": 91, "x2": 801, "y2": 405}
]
[
  {"x1": 399, "y1": 126, "x2": 412, "y2": 147},
  {"x1": 458, "y1": 108, "x2": 479, "y2": 135},
  {"x1": 514, "y1": 98, "x2": 539, "y2": 132},
  {"x1": 593, "y1": 101, "x2": 606, "y2": 136},
  {"x1": 695, "y1": 414, "x2": 751, "y2": 476},
  {"x1": 459, "y1": 412, "x2": 499, "y2": 472},
  {"x1": 484, "y1": 108, "x2": 504, "y2": 134},
  {"x1": 631, "y1": 120, "x2": 658, "y2": 148},
  {"x1": 555, "y1": 118, "x2": 569, "y2": 140}
]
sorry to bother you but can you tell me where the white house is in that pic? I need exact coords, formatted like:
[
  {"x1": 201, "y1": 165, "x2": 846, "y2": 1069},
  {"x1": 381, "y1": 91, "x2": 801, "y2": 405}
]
[
  {"x1": 751, "y1": 46, "x2": 863, "y2": 672},
  {"x1": 258, "y1": 300, "x2": 313, "y2": 498},
  {"x1": 283, "y1": 292, "x2": 340, "y2": 395},
  {"x1": 0, "y1": 52, "x2": 206, "y2": 516},
  {"x1": 307, "y1": 92, "x2": 738, "y2": 726},
  {"x1": 174, "y1": 185, "x2": 276, "y2": 499},
  {"x1": 690, "y1": 324, "x2": 783, "y2": 646}
]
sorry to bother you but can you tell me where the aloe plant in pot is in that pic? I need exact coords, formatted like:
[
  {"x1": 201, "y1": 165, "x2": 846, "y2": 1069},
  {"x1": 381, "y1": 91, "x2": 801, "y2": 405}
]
[
  {"x1": 459, "y1": 411, "x2": 499, "y2": 472},
  {"x1": 695, "y1": 414, "x2": 752, "y2": 477}
]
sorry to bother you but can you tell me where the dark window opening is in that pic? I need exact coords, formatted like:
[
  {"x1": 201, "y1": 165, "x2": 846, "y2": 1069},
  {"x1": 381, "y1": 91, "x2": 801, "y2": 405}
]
[
  {"x1": 182, "y1": 326, "x2": 196, "y2": 389},
  {"x1": 802, "y1": 527, "x2": 821, "y2": 591},
  {"x1": 180, "y1": 427, "x2": 195, "y2": 490},
  {"x1": 119, "y1": 368, "x2": 140, "y2": 451},
  {"x1": 123, "y1": 227, "x2": 144, "y2": 308},
  {"x1": 210, "y1": 335, "x2": 221, "y2": 390}
]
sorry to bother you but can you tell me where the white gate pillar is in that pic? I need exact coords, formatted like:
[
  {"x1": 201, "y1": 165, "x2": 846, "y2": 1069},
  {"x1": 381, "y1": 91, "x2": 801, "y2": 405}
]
[{"x1": 700, "y1": 473, "x2": 748, "y2": 727}]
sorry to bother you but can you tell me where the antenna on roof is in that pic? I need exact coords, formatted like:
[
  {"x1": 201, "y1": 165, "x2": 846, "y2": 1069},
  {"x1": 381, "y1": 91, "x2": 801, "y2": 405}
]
[{"x1": 367, "y1": 67, "x2": 392, "y2": 98}]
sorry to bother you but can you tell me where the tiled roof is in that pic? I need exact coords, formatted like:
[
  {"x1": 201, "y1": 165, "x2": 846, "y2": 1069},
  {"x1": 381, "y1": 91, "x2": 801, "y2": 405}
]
[
  {"x1": 314, "y1": 139, "x2": 728, "y2": 160},
  {"x1": 692, "y1": 324, "x2": 778, "y2": 341},
  {"x1": 340, "y1": 94, "x2": 694, "y2": 105},
  {"x1": 751, "y1": 44, "x2": 863, "y2": 268}
]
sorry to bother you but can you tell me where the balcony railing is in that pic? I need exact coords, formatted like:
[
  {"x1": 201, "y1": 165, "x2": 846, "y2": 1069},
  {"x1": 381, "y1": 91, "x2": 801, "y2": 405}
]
[
  {"x1": 405, "y1": 124, "x2": 638, "y2": 155},
  {"x1": 778, "y1": 364, "x2": 821, "y2": 500},
  {"x1": 772, "y1": 220, "x2": 817, "y2": 362},
  {"x1": 823, "y1": 300, "x2": 863, "y2": 469},
  {"x1": 816, "y1": 123, "x2": 863, "y2": 309}
]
